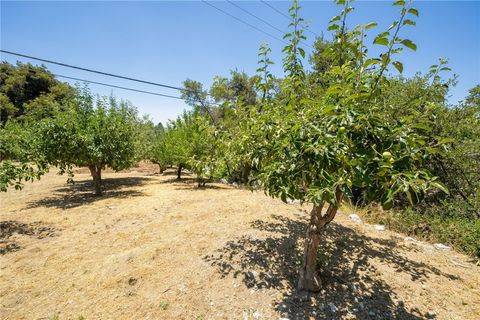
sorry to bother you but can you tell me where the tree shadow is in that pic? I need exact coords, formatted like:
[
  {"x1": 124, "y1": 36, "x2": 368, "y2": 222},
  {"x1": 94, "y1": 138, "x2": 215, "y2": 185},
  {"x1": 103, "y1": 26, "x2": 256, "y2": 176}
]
[
  {"x1": 203, "y1": 214, "x2": 460, "y2": 319},
  {"x1": 25, "y1": 177, "x2": 152, "y2": 209},
  {"x1": 0, "y1": 220, "x2": 57, "y2": 254},
  {"x1": 174, "y1": 184, "x2": 231, "y2": 191},
  {"x1": 158, "y1": 177, "x2": 230, "y2": 190},
  {"x1": 161, "y1": 170, "x2": 192, "y2": 177},
  {"x1": 158, "y1": 177, "x2": 196, "y2": 184}
]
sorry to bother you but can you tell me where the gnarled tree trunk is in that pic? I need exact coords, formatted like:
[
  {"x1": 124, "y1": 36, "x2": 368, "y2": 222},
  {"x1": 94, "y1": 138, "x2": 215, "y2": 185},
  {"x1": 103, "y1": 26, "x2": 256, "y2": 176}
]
[
  {"x1": 88, "y1": 165, "x2": 103, "y2": 196},
  {"x1": 298, "y1": 193, "x2": 343, "y2": 292}
]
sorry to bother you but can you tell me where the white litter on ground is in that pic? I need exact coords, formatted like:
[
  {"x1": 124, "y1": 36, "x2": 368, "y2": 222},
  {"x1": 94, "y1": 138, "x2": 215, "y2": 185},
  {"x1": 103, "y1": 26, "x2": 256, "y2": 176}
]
[{"x1": 349, "y1": 214, "x2": 362, "y2": 223}]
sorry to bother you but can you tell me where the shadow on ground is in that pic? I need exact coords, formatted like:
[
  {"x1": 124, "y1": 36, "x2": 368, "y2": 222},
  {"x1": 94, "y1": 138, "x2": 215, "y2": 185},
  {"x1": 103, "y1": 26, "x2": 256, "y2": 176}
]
[
  {"x1": 25, "y1": 177, "x2": 152, "y2": 209},
  {"x1": 204, "y1": 214, "x2": 460, "y2": 319},
  {"x1": 159, "y1": 177, "x2": 196, "y2": 185},
  {"x1": 159, "y1": 177, "x2": 231, "y2": 191},
  {"x1": 0, "y1": 220, "x2": 57, "y2": 254},
  {"x1": 174, "y1": 183, "x2": 231, "y2": 191},
  {"x1": 161, "y1": 170, "x2": 192, "y2": 177}
]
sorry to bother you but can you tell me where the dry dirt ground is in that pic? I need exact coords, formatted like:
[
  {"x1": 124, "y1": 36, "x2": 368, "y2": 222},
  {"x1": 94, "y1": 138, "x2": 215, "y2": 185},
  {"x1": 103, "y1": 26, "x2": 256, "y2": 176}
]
[{"x1": 1, "y1": 164, "x2": 479, "y2": 320}]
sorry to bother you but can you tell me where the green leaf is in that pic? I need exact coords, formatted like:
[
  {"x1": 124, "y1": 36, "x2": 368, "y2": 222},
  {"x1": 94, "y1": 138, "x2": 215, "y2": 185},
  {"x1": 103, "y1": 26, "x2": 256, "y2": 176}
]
[
  {"x1": 401, "y1": 39, "x2": 417, "y2": 51},
  {"x1": 392, "y1": 61, "x2": 403, "y2": 73},
  {"x1": 321, "y1": 105, "x2": 335, "y2": 115},
  {"x1": 408, "y1": 8, "x2": 419, "y2": 16},
  {"x1": 412, "y1": 123, "x2": 431, "y2": 131},
  {"x1": 405, "y1": 189, "x2": 414, "y2": 205},
  {"x1": 373, "y1": 37, "x2": 389, "y2": 46},
  {"x1": 388, "y1": 21, "x2": 399, "y2": 31},
  {"x1": 298, "y1": 47, "x2": 305, "y2": 58},
  {"x1": 393, "y1": 0, "x2": 405, "y2": 6},
  {"x1": 438, "y1": 137, "x2": 455, "y2": 144},
  {"x1": 391, "y1": 47, "x2": 403, "y2": 54},
  {"x1": 364, "y1": 58, "x2": 381, "y2": 67},
  {"x1": 377, "y1": 31, "x2": 390, "y2": 38},
  {"x1": 431, "y1": 181, "x2": 449, "y2": 195},
  {"x1": 365, "y1": 22, "x2": 378, "y2": 30},
  {"x1": 328, "y1": 24, "x2": 340, "y2": 31},
  {"x1": 403, "y1": 19, "x2": 416, "y2": 26},
  {"x1": 329, "y1": 15, "x2": 341, "y2": 23}
]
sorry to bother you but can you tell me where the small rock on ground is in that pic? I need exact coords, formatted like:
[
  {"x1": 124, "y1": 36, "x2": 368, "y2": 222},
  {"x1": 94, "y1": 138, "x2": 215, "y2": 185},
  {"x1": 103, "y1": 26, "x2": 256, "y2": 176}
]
[{"x1": 328, "y1": 302, "x2": 337, "y2": 313}]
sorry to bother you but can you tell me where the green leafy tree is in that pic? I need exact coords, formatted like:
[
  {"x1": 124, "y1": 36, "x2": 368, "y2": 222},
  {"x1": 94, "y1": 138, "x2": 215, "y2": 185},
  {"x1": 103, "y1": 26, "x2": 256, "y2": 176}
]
[
  {"x1": 0, "y1": 61, "x2": 76, "y2": 124},
  {"x1": 163, "y1": 111, "x2": 217, "y2": 184},
  {"x1": 0, "y1": 120, "x2": 47, "y2": 191},
  {"x1": 148, "y1": 123, "x2": 173, "y2": 174},
  {"x1": 428, "y1": 85, "x2": 480, "y2": 218},
  {"x1": 32, "y1": 88, "x2": 140, "y2": 195},
  {"x1": 252, "y1": 0, "x2": 448, "y2": 291},
  {"x1": 208, "y1": 69, "x2": 263, "y2": 183}
]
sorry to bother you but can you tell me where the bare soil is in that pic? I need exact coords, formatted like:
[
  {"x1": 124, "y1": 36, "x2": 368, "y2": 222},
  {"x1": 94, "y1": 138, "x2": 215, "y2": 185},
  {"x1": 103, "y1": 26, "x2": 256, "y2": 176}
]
[{"x1": 1, "y1": 164, "x2": 479, "y2": 320}]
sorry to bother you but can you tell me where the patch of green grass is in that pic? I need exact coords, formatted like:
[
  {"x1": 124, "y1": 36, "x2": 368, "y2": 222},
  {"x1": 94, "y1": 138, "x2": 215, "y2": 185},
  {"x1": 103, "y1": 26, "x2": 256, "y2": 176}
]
[
  {"x1": 159, "y1": 300, "x2": 169, "y2": 310},
  {"x1": 345, "y1": 202, "x2": 480, "y2": 261}
]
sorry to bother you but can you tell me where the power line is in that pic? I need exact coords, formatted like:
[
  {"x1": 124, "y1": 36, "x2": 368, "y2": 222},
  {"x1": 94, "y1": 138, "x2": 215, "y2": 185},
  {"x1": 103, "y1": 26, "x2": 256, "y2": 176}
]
[
  {"x1": 55, "y1": 75, "x2": 222, "y2": 108},
  {"x1": 227, "y1": 0, "x2": 313, "y2": 50},
  {"x1": 260, "y1": 0, "x2": 320, "y2": 38},
  {"x1": 226, "y1": 0, "x2": 285, "y2": 35},
  {"x1": 201, "y1": 0, "x2": 287, "y2": 45},
  {"x1": 1, "y1": 50, "x2": 222, "y2": 107},
  {"x1": 261, "y1": 0, "x2": 291, "y2": 21},
  {"x1": 0, "y1": 49, "x2": 195, "y2": 94},
  {"x1": 54, "y1": 74, "x2": 185, "y2": 100}
]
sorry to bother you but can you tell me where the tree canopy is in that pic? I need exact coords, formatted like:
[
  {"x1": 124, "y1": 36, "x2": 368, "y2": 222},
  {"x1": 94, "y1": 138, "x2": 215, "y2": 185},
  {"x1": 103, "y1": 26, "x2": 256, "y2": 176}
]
[{"x1": 0, "y1": 61, "x2": 76, "y2": 124}]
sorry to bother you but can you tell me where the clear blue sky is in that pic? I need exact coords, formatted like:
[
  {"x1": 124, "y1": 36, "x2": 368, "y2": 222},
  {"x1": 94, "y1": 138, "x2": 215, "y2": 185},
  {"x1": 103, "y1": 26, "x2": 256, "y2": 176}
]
[{"x1": 1, "y1": 1, "x2": 479, "y2": 124}]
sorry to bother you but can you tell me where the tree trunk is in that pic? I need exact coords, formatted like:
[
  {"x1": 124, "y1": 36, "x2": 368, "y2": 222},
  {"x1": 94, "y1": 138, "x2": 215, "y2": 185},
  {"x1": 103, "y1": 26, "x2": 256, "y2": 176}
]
[
  {"x1": 298, "y1": 194, "x2": 343, "y2": 292},
  {"x1": 240, "y1": 163, "x2": 251, "y2": 185},
  {"x1": 158, "y1": 164, "x2": 164, "y2": 174},
  {"x1": 177, "y1": 164, "x2": 183, "y2": 180},
  {"x1": 88, "y1": 165, "x2": 102, "y2": 196}
]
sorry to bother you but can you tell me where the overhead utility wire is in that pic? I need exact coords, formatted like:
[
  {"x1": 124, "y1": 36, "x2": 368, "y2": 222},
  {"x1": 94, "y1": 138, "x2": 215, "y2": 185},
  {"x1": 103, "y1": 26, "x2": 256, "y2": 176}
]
[
  {"x1": 201, "y1": 0, "x2": 287, "y2": 45},
  {"x1": 260, "y1": 1, "x2": 292, "y2": 22},
  {"x1": 56, "y1": 74, "x2": 221, "y2": 107},
  {"x1": 1, "y1": 50, "x2": 220, "y2": 106},
  {"x1": 54, "y1": 74, "x2": 185, "y2": 100},
  {"x1": 0, "y1": 49, "x2": 198, "y2": 95},
  {"x1": 226, "y1": 0, "x2": 285, "y2": 35},
  {"x1": 260, "y1": 0, "x2": 320, "y2": 38},
  {"x1": 56, "y1": 74, "x2": 222, "y2": 108},
  {"x1": 227, "y1": 0, "x2": 313, "y2": 50}
]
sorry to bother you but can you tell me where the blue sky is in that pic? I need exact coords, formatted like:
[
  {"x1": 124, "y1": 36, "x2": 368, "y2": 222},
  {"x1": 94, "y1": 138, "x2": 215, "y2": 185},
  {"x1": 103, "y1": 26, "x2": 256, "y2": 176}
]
[{"x1": 1, "y1": 1, "x2": 479, "y2": 124}]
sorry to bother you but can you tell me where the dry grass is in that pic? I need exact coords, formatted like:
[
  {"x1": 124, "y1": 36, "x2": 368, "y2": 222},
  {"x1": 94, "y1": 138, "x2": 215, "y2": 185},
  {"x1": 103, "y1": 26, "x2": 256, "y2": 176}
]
[{"x1": 1, "y1": 164, "x2": 479, "y2": 319}]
